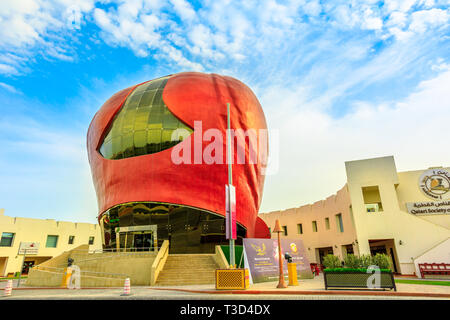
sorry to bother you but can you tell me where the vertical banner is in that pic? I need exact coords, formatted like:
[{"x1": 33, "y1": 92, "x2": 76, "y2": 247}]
[{"x1": 225, "y1": 184, "x2": 236, "y2": 239}]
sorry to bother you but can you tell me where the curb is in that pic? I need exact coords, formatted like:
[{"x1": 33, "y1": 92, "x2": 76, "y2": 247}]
[
  {"x1": 151, "y1": 287, "x2": 450, "y2": 298},
  {"x1": 0, "y1": 287, "x2": 123, "y2": 290}
]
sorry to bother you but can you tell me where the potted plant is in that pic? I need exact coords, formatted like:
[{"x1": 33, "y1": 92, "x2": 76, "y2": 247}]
[{"x1": 323, "y1": 254, "x2": 396, "y2": 291}]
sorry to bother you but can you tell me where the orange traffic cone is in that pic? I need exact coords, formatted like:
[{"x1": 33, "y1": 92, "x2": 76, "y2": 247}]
[
  {"x1": 4, "y1": 280, "x2": 12, "y2": 297},
  {"x1": 121, "y1": 278, "x2": 131, "y2": 296}
]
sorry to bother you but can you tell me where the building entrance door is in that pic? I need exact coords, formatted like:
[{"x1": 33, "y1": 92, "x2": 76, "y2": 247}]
[
  {"x1": 133, "y1": 232, "x2": 154, "y2": 251},
  {"x1": 318, "y1": 247, "x2": 334, "y2": 265},
  {"x1": 368, "y1": 240, "x2": 399, "y2": 273},
  {"x1": 22, "y1": 261, "x2": 35, "y2": 274},
  {"x1": 115, "y1": 225, "x2": 157, "y2": 252},
  {"x1": 370, "y1": 245, "x2": 387, "y2": 255}
]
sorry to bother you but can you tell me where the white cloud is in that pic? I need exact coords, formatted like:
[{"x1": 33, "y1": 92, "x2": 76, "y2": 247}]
[
  {"x1": 409, "y1": 8, "x2": 450, "y2": 33},
  {"x1": 303, "y1": 0, "x2": 322, "y2": 17},
  {"x1": 0, "y1": 0, "x2": 95, "y2": 74},
  {"x1": 259, "y1": 67, "x2": 450, "y2": 212},
  {"x1": 0, "y1": 82, "x2": 21, "y2": 94},
  {"x1": 362, "y1": 8, "x2": 383, "y2": 30},
  {"x1": 0, "y1": 63, "x2": 19, "y2": 75},
  {"x1": 0, "y1": 0, "x2": 448, "y2": 74},
  {"x1": 383, "y1": 0, "x2": 419, "y2": 13},
  {"x1": 170, "y1": 0, "x2": 197, "y2": 22}
]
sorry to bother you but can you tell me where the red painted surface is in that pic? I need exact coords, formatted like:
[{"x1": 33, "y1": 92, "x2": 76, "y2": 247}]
[{"x1": 87, "y1": 72, "x2": 270, "y2": 238}]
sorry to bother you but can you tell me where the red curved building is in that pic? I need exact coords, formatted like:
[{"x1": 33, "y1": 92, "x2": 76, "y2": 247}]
[{"x1": 87, "y1": 72, "x2": 270, "y2": 253}]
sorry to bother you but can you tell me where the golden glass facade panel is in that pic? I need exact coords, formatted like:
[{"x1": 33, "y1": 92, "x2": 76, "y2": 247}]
[{"x1": 99, "y1": 77, "x2": 193, "y2": 160}]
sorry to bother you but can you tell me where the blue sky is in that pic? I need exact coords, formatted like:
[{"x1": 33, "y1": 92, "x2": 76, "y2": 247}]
[{"x1": 0, "y1": 0, "x2": 449, "y2": 223}]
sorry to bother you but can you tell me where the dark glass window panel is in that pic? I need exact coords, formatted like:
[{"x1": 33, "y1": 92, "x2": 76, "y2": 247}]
[
  {"x1": 122, "y1": 133, "x2": 134, "y2": 158},
  {"x1": 134, "y1": 107, "x2": 150, "y2": 131},
  {"x1": 111, "y1": 136, "x2": 123, "y2": 159},
  {"x1": 139, "y1": 89, "x2": 156, "y2": 107},
  {"x1": 99, "y1": 140, "x2": 113, "y2": 160},
  {"x1": 161, "y1": 129, "x2": 176, "y2": 150},
  {"x1": 98, "y1": 76, "x2": 193, "y2": 160},
  {"x1": 134, "y1": 130, "x2": 147, "y2": 156},
  {"x1": 102, "y1": 202, "x2": 246, "y2": 254},
  {"x1": 147, "y1": 129, "x2": 162, "y2": 153},
  {"x1": 46, "y1": 235, "x2": 58, "y2": 248},
  {"x1": 162, "y1": 107, "x2": 179, "y2": 130},
  {"x1": 121, "y1": 106, "x2": 137, "y2": 134},
  {"x1": 110, "y1": 114, "x2": 124, "y2": 139},
  {"x1": 119, "y1": 211, "x2": 133, "y2": 227},
  {"x1": 0, "y1": 232, "x2": 14, "y2": 247},
  {"x1": 147, "y1": 103, "x2": 163, "y2": 129}
]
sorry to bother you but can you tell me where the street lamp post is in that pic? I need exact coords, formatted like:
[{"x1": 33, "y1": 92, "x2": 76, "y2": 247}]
[
  {"x1": 273, "y1": 219, "x2": 287, "y2": 288},
  {"x1": 226, "y1": 102, "x2": 236, "y2": 268}
]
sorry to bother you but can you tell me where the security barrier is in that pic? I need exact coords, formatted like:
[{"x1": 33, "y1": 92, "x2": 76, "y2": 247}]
[{"x1": 215, "y1": 268, "x2": 249, "y2": 290}]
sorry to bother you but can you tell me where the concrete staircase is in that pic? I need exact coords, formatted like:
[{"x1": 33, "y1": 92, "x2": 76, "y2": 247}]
[{"x1": 155, "y1": 254, "x2": 218, "y2": 286}]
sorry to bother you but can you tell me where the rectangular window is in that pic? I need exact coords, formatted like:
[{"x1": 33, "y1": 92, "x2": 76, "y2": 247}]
[
  {"x1": 312, "y1": 221, "x2": 318, "y2": 232},
  {"x1": 297, "y1": 223, "x2": 303, "y2": 234},
  {"x1": 336, "y1": 214, "x2": 344, "y2": 233},
  {"x1": 325, "y1": 217, "x2": 330, "y2": 230},
  {"x1": 362, "y1": 186, "x2": 383, "y2": 212},
  {"x1": 89, "y1": 236, "x2": 95, "y2": 245},
  {"x1": 68, "y1": 236, "x2": 75, "y2": 245},
  {"x1": 0, "y1": 232, "x2": 15, "y2": 247},
  {"x1": 282, "y1": 226, "x2": 288, "y2": 236},
  {"x1": 46, "y1": 235, "x2": 59, "y2": 248}
]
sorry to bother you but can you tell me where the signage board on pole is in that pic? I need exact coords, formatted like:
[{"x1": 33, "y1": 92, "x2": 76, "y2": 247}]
[
  {"x1": 225, "y1": 184, "x2": 236, "y2": 240},
  {"x1": 18, "y1": 242, "x2": 39, "y2": 255}
]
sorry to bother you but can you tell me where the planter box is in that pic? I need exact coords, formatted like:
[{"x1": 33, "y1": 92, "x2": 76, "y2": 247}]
[{"x1": 324, "y1": 270, "x2": 396, "y2": 291}]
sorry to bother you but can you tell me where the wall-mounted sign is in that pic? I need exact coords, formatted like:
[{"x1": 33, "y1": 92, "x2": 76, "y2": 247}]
[
  {"x1": 243, "y1": 238, "x2": 313, "y2": 283},
  {"x1": 406, "y1": 201, "x2": 450, "y2": 215},
  {"x1": 115, "y1": 225, "x2": 157, "y2": 233},
  {"x1": 419, "y1": 169, "x2": 450, "y2": 200},
  {"x1": 18, "y1": 242, "x2": 39, "y2": 255}
]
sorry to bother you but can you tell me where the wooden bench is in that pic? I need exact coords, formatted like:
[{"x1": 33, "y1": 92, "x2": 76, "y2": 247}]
[{"x1": 419, "y1": 263, "x2": 450, "y2": 278}]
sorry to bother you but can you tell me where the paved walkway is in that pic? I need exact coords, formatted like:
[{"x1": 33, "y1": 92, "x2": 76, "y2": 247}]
[{"x1": 1, "y1": 274, "x2": 448, "y2": 299}]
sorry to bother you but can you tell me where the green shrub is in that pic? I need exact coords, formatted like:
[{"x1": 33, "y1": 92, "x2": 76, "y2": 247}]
[
  {"x1": 323, "y1": 254, "x2": 342, "y2": 269},
  {"x1": 343, "y1": 254, "x2": 360, "y2": 268},
  {"x1": 359, "y1": 254, "x2": 373, "y2": 268},
  {"x1": 324, "y1": 268, "x2": 391, "y2": 273},
  {"x1": 371, "y1": 253, "x2": 391, "y2": 270}
]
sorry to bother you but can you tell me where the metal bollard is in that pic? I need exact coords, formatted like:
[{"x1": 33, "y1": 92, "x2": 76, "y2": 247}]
[{"x1": 287, "y1": 262, "x2": 298, "y2": 286}]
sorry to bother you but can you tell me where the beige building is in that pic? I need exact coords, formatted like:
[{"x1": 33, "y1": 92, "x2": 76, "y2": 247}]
[
  {"x1": 259, "y1": 156, "x2": 450, "y2": 276},
  {"x1": 0, "y1": 209, "x2": 102, "y2": 277}
]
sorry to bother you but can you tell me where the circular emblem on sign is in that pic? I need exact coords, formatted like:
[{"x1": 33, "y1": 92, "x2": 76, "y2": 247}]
[
  {"x1": 419, "y1": 169, "x2": 450, "y2": 200},
  {"x1": 290, "y1": 243, "x2": 298, "y2": 253}
]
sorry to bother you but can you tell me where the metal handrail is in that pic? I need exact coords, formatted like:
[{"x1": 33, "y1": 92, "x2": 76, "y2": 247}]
[
  {"x1": 70, "y1": 251, "x2": 157, "y2": 264},
  {"x1": 66, "y1": 246, "x2": 161, "y2": 254},
  {"x1": 32, "y1": 265, "x2": 128, "y2": 278},
  {"x1": 150, "y1": 240, "x2": 169, "y2": 285}
]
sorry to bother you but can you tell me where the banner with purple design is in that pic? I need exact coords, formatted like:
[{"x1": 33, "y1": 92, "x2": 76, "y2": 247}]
[{"x1": 243, "y1": 238, "x2": 313, "y2": 283}]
